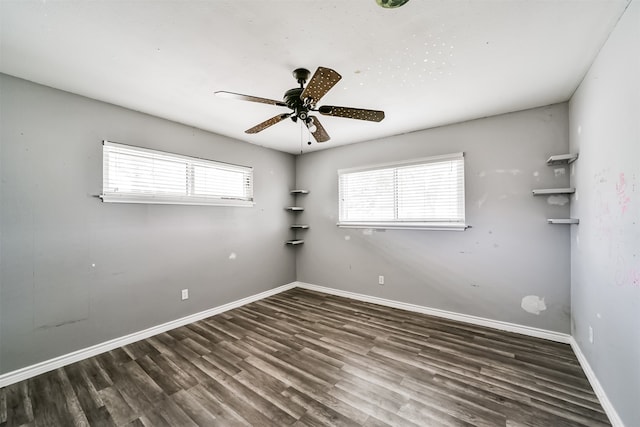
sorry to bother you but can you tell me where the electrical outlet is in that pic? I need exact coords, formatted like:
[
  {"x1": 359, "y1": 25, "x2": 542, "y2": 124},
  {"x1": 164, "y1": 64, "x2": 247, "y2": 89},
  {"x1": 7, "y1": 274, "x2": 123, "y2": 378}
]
[
  {"x1": 378, "y1": 275, "x2": 385, "y2": 285},
  {"x1": 588, "y1": 326, "x2": 594, "y2": 344},
  {"x1": 181, "y1": 289, "x2": 189, "y2": 300}
]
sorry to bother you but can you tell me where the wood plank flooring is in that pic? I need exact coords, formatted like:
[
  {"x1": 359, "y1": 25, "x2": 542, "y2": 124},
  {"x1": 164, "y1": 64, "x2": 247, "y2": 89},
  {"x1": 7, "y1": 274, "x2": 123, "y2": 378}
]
[{"x1": 0, "y1": 288, "x2": 609, "y2": 426}]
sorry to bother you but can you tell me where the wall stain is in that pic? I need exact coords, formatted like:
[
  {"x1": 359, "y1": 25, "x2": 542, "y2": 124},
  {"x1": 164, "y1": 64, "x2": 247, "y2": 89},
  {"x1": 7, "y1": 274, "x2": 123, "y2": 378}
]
[{"x1": 554, "y1": 168, "x2": 566, "y2": 177}]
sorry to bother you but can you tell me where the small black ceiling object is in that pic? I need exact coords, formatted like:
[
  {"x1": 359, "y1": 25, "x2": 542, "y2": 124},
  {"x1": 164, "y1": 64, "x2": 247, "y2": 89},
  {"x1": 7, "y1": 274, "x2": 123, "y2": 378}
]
[
  {"x1": 376, "y1": 0, "x2": 410, "y2": 8},
  {"x1": 215, "y1": 66, "x2": 385, "y2": 143}
]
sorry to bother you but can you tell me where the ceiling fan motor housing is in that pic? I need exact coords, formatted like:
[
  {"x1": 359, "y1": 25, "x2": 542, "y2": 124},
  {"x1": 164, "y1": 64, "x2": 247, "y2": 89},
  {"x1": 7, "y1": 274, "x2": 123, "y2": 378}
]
[{"x1": 283, "y1": 87, "x2": 309, "y2": 120}]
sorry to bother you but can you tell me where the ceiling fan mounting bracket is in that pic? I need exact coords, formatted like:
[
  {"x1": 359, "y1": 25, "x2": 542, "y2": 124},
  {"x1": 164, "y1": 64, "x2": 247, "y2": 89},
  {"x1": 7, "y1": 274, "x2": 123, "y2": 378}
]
[{"x1": 292, "y1": 68, "x2": 311, "y2": 86}]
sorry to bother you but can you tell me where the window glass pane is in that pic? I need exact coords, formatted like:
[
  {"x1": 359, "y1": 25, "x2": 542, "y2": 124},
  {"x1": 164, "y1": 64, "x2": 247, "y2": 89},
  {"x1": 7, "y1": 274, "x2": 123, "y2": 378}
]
[
  {"x1": 397, "y1": 160, "x2": 462, "y2": 221},
  {"x1": 107, "y1": 151, "x2": 187, "y2": 195},
  {"x1": 193, "y1": 165, "x2": 246, "y2": 198},
  {"x1": 340, "y1": 168, "x2": 395, "y2": 221}
]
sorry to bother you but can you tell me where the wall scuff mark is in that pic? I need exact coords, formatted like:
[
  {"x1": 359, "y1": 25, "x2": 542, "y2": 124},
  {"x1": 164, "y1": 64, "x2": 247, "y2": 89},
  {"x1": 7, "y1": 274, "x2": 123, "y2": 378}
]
[{"x1": 547, "y1": 195, "x2": 569, "y2": 206}]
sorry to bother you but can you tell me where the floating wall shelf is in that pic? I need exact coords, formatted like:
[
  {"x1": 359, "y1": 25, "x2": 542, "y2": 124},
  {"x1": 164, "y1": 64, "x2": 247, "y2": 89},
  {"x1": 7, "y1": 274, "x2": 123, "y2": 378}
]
[
  {"x1": 546, "y1": 153, "x2": 578, "y2": 165},
  {"x1": 290, "y1": 189, "x2": 309, "y2": 194},
  {"x1": 290, "y1": 224, "x2": 309, "y2": 229},
  {"x1": 547, "y1": 218, "x2": 580, "y2": 224},
  {"x1": 285, "y1": 206, "x2": 304, "y2": 211},
  {"x1": 285, "y1": 239, "x2": 305, "y2": 245},
  {"x1": 532, "y1": 188, "x2": 575, "y2": 195}
]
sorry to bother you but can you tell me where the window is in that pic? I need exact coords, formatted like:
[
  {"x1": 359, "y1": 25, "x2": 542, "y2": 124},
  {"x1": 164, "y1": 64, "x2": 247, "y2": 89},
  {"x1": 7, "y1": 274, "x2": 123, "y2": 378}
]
[
  {"x1": 338, "y1": 152, "x2": 466, "y2": 230},
  {"x1": 101, "y1": 141, "x2": 253, "y2": 206}
]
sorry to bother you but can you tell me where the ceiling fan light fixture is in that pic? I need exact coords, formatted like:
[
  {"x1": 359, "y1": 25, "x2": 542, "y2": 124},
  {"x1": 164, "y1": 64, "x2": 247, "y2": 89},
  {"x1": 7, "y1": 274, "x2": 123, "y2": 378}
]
[{"x1": 305, "y1": 118, "x2": 317, "y2": 133}]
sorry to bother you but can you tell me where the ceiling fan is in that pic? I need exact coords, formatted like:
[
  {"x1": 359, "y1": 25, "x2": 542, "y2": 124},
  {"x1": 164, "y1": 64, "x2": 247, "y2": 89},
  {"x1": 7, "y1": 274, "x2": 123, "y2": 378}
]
[{"x1": 215, "y1": 67, "x2": 385, "y2": 143}]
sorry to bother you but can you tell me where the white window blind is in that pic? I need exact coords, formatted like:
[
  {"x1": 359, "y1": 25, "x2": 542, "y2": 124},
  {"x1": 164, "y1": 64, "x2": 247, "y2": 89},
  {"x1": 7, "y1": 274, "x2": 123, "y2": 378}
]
[
  {"x1": 101, "y1": 141, "x2": 253, "y2": 206},
  {"x1": 338, "y1": 153, "x2": 466, "y2": 230}
]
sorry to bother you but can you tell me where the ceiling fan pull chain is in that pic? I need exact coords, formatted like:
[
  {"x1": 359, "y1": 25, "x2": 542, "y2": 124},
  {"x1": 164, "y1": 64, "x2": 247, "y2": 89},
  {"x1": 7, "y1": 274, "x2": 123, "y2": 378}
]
[{"x1": 300, "y1": 121, "x2": 304, "y2": 154}]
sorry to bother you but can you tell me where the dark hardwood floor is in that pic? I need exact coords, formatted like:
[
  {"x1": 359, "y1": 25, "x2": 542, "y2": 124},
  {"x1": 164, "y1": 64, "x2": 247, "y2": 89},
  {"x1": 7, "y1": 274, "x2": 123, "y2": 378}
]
[{"x1": 0, "y1": 288, "x2": 609, "y2": 426}]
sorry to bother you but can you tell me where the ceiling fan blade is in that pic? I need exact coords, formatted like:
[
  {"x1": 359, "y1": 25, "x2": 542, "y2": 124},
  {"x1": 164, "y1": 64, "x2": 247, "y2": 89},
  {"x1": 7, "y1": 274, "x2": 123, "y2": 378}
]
[
  {"x1": 300, "y1": 67, "x2": 342, "y2": 105},
  {"x1": 215, "y1": 91, "x2": 287, "y2": 107},
  {"x1": 309, "y1": 116, "x2": 330, "y2": 143},
  {"x1": 245, "y1": 113, "x2": 292, "y2": 134},
  {"x1": 318, "y1": 105, "x2": 385, "y2": 122}
]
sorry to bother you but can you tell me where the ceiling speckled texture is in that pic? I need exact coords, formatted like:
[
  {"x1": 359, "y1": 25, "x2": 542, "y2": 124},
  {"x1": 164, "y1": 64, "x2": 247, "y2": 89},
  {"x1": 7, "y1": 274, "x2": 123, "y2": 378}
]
[{"x1": 0, "y1": 0, "x2": 630, "y2": 153}]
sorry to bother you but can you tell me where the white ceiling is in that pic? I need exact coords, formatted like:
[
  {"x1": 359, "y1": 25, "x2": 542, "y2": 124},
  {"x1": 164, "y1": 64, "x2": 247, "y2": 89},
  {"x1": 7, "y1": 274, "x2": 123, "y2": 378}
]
[{"x1": 0, "y1": 0, "x2": 630, "y2": 154}]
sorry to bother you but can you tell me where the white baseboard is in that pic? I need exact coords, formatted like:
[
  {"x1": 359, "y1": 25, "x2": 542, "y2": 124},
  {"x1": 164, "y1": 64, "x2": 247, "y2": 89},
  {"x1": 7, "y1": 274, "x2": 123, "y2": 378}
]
[
  {"x1": 570, "y1": 338, "x2": 625, "y2": 427},
  {"x1": 294, "y1": 282, "x2": 571, "y2": 343},
  {"x1": 0, "y1": 282, "x2": 297, "y2": 388}
]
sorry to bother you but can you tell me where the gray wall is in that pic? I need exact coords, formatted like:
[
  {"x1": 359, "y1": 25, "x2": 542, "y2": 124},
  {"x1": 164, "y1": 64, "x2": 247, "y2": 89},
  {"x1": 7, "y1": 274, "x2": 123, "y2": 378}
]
[
  {"x1": 569, "y1": 1, "x2": 639, "y2": 425},
  {"x1": 296, "y1": 104, "x2": 572, "y2": 333},
  {"x1": 0, "y1": 74, "x2": 296, "y2": 374}
]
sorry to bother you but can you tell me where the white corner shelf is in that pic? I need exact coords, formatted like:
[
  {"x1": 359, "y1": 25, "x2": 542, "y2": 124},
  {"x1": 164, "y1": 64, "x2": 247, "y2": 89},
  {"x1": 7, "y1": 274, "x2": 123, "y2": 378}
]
[
  {"x1": 286, "y1": 189, "x2": 309, "y2": 246},
  {"x1": 546, "y1": 153, "x2": 578, "y2": 165},
  {"x1": 534, "y1": 153, "x2": 579, "y2": 225},
  {"x1": 547, "y1": 218, "x2": 580, "y2": 225},
  {"x1": 285, "y1": 239, "x2": 305, "y2": 245},
  {"x1": 532, "y1": 188, "x2": 575, "y2": 195}
]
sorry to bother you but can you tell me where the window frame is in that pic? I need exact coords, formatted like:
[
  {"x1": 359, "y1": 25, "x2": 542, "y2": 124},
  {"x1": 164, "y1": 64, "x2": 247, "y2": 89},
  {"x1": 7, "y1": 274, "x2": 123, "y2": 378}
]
[
  {"x1": 100, "y1": 140, "x2": 254, "y2": 207},
  {"x1": 337, "y1": 152, "x2": 467, "y2": 231}
]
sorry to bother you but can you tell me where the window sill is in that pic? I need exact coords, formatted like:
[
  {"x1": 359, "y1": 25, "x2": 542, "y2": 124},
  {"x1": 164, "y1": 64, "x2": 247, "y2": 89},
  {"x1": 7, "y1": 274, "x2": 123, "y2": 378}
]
[
  {"x1": 100, "y1": 194, "x2": 254, "y2": 207},
  {"x1": 337, "y1": 222, "x2": 469, "y2": 231}
]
